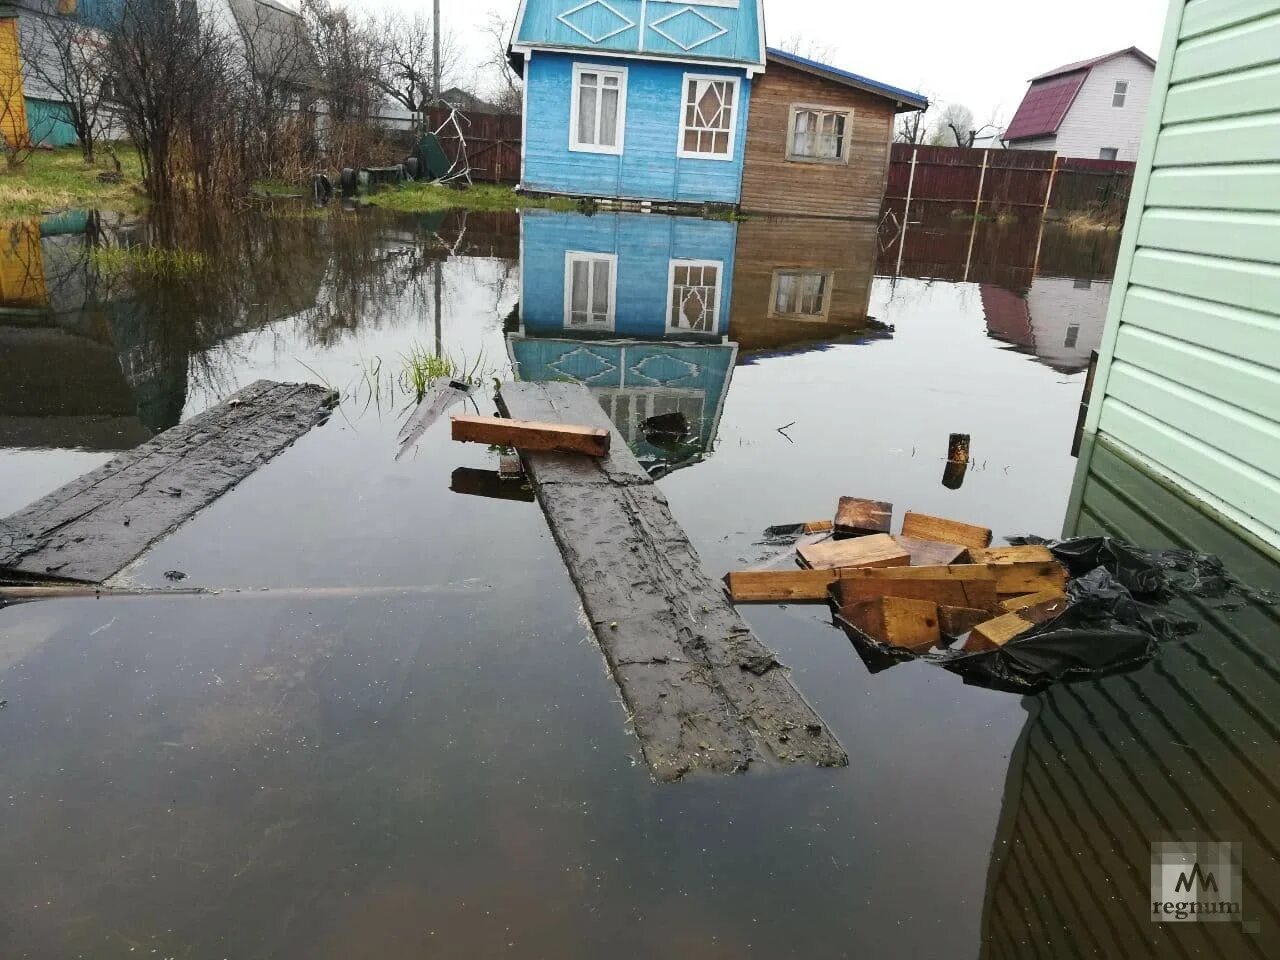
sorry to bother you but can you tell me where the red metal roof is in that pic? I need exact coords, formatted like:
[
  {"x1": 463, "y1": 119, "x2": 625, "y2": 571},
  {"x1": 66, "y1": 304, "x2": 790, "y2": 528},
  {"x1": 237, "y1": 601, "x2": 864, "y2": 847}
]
[
  {"x1": 1030, "y1": 46, "x2": 1155, "y2": 82},
  {"x1": 1003, "y1": 71, "x2": 1088, "y2": 141}
]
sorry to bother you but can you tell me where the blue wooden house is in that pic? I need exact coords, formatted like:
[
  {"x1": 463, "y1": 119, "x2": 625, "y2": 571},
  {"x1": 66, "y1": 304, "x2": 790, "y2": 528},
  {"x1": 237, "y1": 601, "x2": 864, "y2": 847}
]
[
  {"x1": 509, "y1": 209, "x2": 739, "y2": 474},
  {"x1": 509, "y1": 0, "x2": 765, "y2": 204}
]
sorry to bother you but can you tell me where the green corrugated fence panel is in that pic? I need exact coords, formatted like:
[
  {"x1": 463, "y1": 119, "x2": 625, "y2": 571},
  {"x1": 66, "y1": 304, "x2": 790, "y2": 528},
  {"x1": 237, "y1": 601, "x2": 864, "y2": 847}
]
[
  {"x1": 1145, "y1": 164, "x2": 1280, "y2": 209},
  {"x1": 1130, "y1": 248, "x2": 1280, "y2": 314},
  {"x1": 1154, "y1": 112, "x2": 1280, "y2": 166},
  {"x1": 1137, "y1": 207, "x2": 1280, "y2": 263},
  {"x1": 1163, "y1": 62, "x2": 1280, "y2": 122},
  {"x1": 1181, "y1": 0, "x2": 1280, "y2": 39},
  {"x1": 1171, "y1": 10, "x2": 1280, "y2": 83},
  {"x1": 1123, "y1": 286, "x2": 1280, "y2": 369}
]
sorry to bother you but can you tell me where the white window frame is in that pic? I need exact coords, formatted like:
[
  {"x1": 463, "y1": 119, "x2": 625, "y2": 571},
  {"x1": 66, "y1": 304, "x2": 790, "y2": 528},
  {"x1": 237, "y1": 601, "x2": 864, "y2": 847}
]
[
  {"x1": 768, "y1": 269, "x2": 835, "y2": 321},
  {"x1": 569, "y1": 63, "x2": 627, "y2": 155},
  {"x1": 563, "y1": 251, "x2": 618, "y2": 330},
  {"x1": 785, "y1": 103, "x2": 854, "y2": 165},
  {"x1": 676, "y1": 74, "x2": 740, "y2": 162},
  {"x1": 666, "y1": 258, "x2": 724, "y2": 334},
  {"x1": 1112, "y1": 80, "x2": 1128, "y2": 107}
]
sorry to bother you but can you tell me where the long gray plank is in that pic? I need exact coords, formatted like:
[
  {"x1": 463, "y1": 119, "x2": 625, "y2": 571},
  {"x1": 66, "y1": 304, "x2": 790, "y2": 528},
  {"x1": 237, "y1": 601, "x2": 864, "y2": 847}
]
[
  {"x1": 498, "y1": 380, "x2": 847, "y2": 782},
  {"x1": 1, "y1": 380, "x2": 337, "y2": 584}
]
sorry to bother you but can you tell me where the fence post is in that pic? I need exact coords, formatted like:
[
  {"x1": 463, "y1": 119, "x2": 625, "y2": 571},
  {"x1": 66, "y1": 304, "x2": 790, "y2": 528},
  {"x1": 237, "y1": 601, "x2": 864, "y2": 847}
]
[
  {"x1": 963, "y1": 149, "x2": 989, "y2": 282},
  {"x1": 1033, "y1": 154, "x2": 1061, "y2": 276},
  {"x1": 895, "y1": 147, "x2": 918, "y2": 277}
]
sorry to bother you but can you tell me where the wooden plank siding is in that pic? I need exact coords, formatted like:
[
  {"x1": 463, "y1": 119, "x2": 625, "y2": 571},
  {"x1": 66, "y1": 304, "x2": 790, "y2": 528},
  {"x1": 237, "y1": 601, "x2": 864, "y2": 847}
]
[
  {"x1": 739, "y1": 60, "x2": 896, "y2": 219},
  {"x1": 1084, "y1": 0, "x2": 1280, "y2": 554}
]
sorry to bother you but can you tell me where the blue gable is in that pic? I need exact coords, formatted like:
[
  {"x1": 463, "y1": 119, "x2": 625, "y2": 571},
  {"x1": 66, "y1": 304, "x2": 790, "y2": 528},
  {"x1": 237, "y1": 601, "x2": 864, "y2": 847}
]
[
  {"x1": 522, "y1": 52, "x2": 750, "y2": 204},
  {"x1": 513, "y1": 0, "x2": 764, "y2": 70},
  {"x1": 518, "y1": 208, "x2": 737, "y2": 338}
]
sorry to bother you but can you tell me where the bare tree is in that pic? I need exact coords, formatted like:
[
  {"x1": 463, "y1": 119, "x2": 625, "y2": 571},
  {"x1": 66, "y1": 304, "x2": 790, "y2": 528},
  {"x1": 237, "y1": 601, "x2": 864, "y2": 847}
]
[
  {"x1": 103, "y1": 0, "x2": 237, "y2": 206},
  {"x1": 301, "y1": 0, "x2": 377, "y2": 124},
  {"x1": 21, "y1": 7, "x2": 111, "y2": 163},
  {"x1": 929, "y1": 102, "x2": 1000, "y2": 148},
  {"x1": 481, "y1": 10, "x2": 520, "y2": 115},
  {"x1": 778, "y1": 33, "x2": 835, "y2": 64},
  {"x1": 895, "y1": 101, "x2": 932, "y2": 144},
  {"x1": 372, "y1": 11, "x2": 461, "y2": 116}
]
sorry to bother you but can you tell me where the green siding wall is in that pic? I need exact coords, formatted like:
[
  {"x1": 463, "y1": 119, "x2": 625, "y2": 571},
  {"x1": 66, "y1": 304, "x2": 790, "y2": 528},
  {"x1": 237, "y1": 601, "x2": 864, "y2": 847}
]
[{"x1": 1086, "y1": 0, "x2": 1280, "y2": 552}]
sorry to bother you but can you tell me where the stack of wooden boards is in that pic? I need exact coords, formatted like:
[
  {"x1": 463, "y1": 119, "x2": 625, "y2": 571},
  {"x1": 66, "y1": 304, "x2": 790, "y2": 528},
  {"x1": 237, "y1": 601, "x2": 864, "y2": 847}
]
[{"x1": 724, "y1": 497, "x2": 1070, "y2": 654}]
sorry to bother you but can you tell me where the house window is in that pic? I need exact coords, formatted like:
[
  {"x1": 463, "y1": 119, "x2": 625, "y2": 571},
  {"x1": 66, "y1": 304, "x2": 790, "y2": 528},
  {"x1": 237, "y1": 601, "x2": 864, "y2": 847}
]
[
  {"x1": 667, "y1": 259, "x2": 722, "y2": 333},
  {"x1": 679, "y1": 76, "x2": 738, "y2": 160},
  {"x1": 1064, "y1": 325, "x2": 1081, "y2": 349},
  {"x1": 787, "y1": 106, "x2": 852, "y2": 163},
  {"x1": 570, "y1": 64, "x2": 626, "y2": 154},
  {"x1": 1112, "y1": 81, "x2": 1128, "y2": 107},
  {"x1": 769, "y1": 270, "x2": 834, "y2": 320},
  {"x1": 1099, "y1": 147, "x2": 1119, "y2": 161},
  {"x1": 1074, "y1": 278, "x2": 1092, "y2": 290},
  {"x1": 564, "y1": 252, "x2": 617, "y2": 329}
]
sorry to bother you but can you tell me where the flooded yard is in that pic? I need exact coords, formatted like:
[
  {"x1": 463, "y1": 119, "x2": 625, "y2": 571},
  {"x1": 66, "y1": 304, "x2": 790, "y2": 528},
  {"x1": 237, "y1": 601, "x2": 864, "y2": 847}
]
[{"x1": 1, "y1": 204, "x2": 1276, "y2": 958}]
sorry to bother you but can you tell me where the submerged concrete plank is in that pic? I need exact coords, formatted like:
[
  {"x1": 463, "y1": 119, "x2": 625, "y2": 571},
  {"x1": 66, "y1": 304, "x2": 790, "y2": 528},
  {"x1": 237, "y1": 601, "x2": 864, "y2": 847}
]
[
  {"x1": 499, "y1": 380, "x2": 846, "y2": 781},
  {"x1": 0, "y1": 380, "x2": 337, "y2": 584}
]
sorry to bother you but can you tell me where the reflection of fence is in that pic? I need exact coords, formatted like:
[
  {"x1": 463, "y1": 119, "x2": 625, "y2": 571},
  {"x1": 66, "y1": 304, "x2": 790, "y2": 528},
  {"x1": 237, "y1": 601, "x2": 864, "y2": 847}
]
[
  {"x1": 886, "y1": 145, "x2": 1134, "y2": 219},
  {"x1": 424, "y1": 106, "x2": 521, "y2": 183}
]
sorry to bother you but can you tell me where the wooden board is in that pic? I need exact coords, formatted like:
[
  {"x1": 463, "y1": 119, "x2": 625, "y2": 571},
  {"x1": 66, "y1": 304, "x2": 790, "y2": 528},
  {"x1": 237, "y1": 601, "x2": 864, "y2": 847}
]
[
  {"x1": 0, "y1": 381, "x2": 337, "y2": 584},
  {"x1": 842, "y1": 596, "x2": 941, "y2": 652},
  {"x1": 797, "y1": 534, "x2": 910, "y2": 571},
  {"x1": 938, "y1": 605, "x2": 993, "y2": 637},
  {"x1": 989, "y1": 561, "x2": 1069, "y2": 596},
  {"x1": 451, "y1": 414, "x2": 610, "y2": 457},
  {"x1": 965, "y1": 596, "x2": 1071, "y2": 652},
  {"x1": 900, "y1": 511, "x2": 993, "y2": 550},
  {"x1": 836, "y1": 573, "x2": 997, "y2": 611},
  {"x1": 500, "y1": 380, "x2": 846, "y2": 781},
  {"x1": 747, "y1": 533, "x2": 831, "y2": 572},
  {"x1": 839, "y1": 564, "x2": 996, "y2": 582},
  {"x1": 834, "y1": 497, "x2": 893, "y2": 538},
  {"x1": 1001, "y1": 589, "x2": 1067, "y2": 613},
  {"x1": 724, "y1": 568, "x2": 840, "y2": 602},
  {"x1": 969, "y1": 545, "x2": 1056, "y2": 564},
  {"x1": 892, "y1": 535, "x2": 971, "y2": 566}
]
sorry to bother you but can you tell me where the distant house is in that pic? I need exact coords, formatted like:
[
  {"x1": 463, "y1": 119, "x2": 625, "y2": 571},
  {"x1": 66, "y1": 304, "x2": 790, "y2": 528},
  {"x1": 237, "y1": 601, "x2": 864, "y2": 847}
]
[
  {"x1": 1003, "y1": 47, "x2": 1155, "y2": 160},
  {"x1": 740, "y1": 48, "x2": 926, "y2": 219},
  {"x1": 509, "y1": 0, "x2": 765, "y2": 205},
  {"x1": 437, "y1": 87, "x2": 498, "y2": 115}
]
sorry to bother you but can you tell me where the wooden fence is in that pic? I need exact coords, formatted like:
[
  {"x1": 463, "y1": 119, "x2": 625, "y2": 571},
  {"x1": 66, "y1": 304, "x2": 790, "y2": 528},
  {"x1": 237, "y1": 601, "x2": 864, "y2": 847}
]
[
  {"x1": 885, "y1": 144, "x2": 1135, "y2": 220},
  {"x1": 424, "y1": 106, "x2": 522, "y2": 184}
]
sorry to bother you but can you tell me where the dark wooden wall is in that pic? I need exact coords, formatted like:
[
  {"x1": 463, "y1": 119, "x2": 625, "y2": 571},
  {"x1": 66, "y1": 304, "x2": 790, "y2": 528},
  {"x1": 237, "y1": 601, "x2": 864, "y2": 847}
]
[
  {"x1": 739, "y1": 61, "x2": 897, "y2": 219},
  {"x1": 425, "y1": 106, "x2": 522, "y2": 184}
]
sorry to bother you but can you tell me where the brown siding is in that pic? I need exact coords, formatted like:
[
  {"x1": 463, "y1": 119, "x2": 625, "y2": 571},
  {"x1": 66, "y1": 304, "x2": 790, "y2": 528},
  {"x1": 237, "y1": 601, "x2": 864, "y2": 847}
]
[
  {"x1": 741, "y1": 62, "x2": 897, "y2": 219},
  {"x1": 729, "y1": 218, "x2": 878, "y2": 352}
]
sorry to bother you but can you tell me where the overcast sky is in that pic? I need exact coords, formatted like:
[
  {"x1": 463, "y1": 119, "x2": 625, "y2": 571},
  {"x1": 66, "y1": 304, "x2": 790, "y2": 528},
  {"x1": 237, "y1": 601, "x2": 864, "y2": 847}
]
[{"x1": 372, "y1": 0, "x2": 1169, "y2": 125}]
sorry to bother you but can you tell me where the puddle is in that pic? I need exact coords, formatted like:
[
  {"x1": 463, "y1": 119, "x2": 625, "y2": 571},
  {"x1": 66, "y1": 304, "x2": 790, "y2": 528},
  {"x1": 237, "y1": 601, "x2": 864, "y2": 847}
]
[{"x1": 1, "y1": 203, "x2": 1276, "y2": 957}]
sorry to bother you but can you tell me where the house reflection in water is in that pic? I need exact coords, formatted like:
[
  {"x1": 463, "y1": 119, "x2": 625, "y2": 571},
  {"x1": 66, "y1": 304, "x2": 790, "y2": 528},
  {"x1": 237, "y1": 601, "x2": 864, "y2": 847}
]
[
  {"x1": 510, "y1": 210, "x2": 739, "y2": 477},
  {"x1": 728, "y1": 217, "x2": 884, "y2": 355},
  {"x1": 978, "y1": 439, "x2": 1280, "y2": 958},
  {"x1": 979, "y1": 277, "x2": 1110, "y2": 374}
]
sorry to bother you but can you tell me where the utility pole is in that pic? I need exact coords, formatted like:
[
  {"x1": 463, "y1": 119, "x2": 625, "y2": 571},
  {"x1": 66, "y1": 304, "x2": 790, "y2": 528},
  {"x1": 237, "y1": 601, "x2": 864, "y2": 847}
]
[{"x1": 432, "y1": 0, "x2": 441, "y2": 101}]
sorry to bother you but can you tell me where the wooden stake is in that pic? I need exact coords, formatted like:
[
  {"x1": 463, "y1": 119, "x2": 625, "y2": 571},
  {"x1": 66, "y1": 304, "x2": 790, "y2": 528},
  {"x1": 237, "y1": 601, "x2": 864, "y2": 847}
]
[{"x1": 451, "y1": 415, "x2": 610, "y2": 457}]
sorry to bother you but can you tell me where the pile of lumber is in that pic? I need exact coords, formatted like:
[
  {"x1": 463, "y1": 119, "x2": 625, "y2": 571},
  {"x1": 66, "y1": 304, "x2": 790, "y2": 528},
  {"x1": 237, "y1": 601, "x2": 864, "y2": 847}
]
[{"x1": 724, "y1": 498, "x2": 1070, "y2": 654}]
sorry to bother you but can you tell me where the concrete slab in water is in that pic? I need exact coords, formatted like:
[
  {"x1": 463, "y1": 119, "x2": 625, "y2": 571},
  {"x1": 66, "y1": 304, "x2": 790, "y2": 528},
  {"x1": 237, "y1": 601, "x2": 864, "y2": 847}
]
[
  {"x1": 0, "y1": 380, "x2": 337, "y2": 584},
  {"x1": 499, "y1": 380, "x2": 847, "y2": 781}
]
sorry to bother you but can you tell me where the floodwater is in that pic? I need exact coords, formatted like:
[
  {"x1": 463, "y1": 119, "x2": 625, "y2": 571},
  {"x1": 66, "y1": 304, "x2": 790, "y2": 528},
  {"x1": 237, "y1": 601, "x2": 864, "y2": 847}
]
[{"x1": 1, "y1": 203, "x2": 1277, "y2": 959}]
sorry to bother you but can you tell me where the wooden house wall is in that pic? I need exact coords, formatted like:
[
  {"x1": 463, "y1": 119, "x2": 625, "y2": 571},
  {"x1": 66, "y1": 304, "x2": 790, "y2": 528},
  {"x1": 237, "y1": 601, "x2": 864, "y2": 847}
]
[
  {"x1": 739, "y1": 61, "x2": 897, "y2": 219},
  {"x1": 728, "y1": 218, "x2": 877, "y2": 351},
  {"x1": 523, "y1": 52, "x2": 750, "y2": 204},
  {"x1": 1085, "y1": 0, "x2": 1280, "y2": 552}
]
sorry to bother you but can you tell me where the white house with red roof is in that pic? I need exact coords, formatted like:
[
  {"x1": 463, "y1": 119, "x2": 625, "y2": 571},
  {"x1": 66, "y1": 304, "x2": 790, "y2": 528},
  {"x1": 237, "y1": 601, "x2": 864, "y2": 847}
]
[{"x1": 1002, "y1": 47, "x2": 1156, "y2": 160}]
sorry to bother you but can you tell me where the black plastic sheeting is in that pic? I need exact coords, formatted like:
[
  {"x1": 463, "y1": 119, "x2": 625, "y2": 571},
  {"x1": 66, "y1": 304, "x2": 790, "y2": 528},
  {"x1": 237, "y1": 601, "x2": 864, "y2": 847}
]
[{"x1": 836, "y1": 536, "x2": 1268, "y2": 695}]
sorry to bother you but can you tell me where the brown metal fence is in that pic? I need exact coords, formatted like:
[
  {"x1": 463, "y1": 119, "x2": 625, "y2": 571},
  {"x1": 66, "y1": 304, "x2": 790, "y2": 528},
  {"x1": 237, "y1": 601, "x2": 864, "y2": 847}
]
[
  {"x1": 886, "y1": 144, "x2": 1135, "y2": 219},
  {"x1": 424, "y1": 106, "x2": 522, "y2": 183}
]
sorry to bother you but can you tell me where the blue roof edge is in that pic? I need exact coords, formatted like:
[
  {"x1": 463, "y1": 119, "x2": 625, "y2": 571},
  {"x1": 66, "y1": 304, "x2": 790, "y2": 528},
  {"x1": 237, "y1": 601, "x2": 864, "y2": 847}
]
[{"x1": 765, "y1": 47, "x2": 928, "y2": 110}]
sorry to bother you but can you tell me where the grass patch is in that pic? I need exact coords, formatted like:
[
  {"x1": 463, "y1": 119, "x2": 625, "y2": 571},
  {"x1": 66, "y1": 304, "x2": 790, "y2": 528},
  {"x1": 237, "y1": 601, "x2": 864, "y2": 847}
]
[
  {"x1": 0, "y1": 146, "x2": 144, "y2": 216},
  {"x1": 89, "y1": 245, "x2": 209, "y2": 279},
  {"x1": 1062, "y1": 211, "x2": 1122, "y2": 232},
  {"x1": 366, "y1": 181, "x2": 580, "y2": 214}
]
